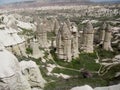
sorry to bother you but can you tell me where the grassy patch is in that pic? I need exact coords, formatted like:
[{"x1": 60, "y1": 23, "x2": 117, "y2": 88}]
[
  {"x1": 51, "y1": 50, "x2": 100, "y2": 71},
  {"x1": 26, "y1": 47, "x2": 33, "y2": 54},
  {"x1": 44, "y1": 76, "x2": 108, "y2": 90},
  {"x1": 96, "y1": 48, "x2": 117, "y2": 60},
  {"x1": 52, "y1": 67, "x2": 80, "y2": 76}
]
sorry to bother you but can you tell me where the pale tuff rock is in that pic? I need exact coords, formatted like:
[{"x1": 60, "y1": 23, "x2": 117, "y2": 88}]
[
  {"x1": 66, "y1": 18, "x2": 71, "y2": 29},
  {"x1": 6, "y1": 15, "x2": 18, "y2": 29},
  {"x1": 36, "y1": 18, "x2": 48, "y2": 49},
  {"x1": 17, "y1": 20, "x2": 36, "y2": 31},
  {"x1": 62, "y1": 22, "x2": 72, "y2": 61},
  {"x1": 70, "y1": 23, "x2": 79, "y2": 58},
  {"x1": 0, "y1": 27, "x2": 26, "y2": 56},
  {"x1": 57, "y1": 22, "x2": 72, "y2": 62},
  {"x1": 94, "y1": 84, "x2": 120, "y2": 90},
  {"x1": 103, "y1": 24, "x2": 113, "y2": 51},
  {"x1": 0, "y1": 48, "x2": 31, "y2": 90},
  {"x1": 53, "y1": 18, "x2": 60, "y2": 35},
  {"x1": 56, "y1": 21, "x2": 79, "y2": 62},
  {"x1": 99, "y1": 22, "x2": 106, "y2": 45},
  {"x1": 83, "y1": 21, "x2": 94, "y2": 53},
  {"x1": 113, "y1": 55, "x2": 120, "y2": 62},
  {"x1": 53, "y1": 73, "x2": 71, "y2": 79},
  {"x1": 56, "y1": 27, "x2": 64, "y2": 60},
  {"x1": 30, "y1": 38, "x2": 44, "y2": 59},
  {"x1": 19, "y1": 60, "x2": 46, "y2": 89},
  {"x1": 71, "y1": 85, "x2": 93, "y2": 90}
]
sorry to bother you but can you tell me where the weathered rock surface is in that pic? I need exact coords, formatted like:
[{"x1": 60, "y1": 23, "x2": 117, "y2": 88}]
[
  {"x1": 83, "y1": 21, "x2": 94, "y2": 53},
  {"x1": 19, "y1": 60, "x2": 46, "y2": 89},
  {"x1": 70, "y1": 85, "x2": 93, "y2": 90},
  {"x1": 0, "y1": 48, "x2": 31, "y2": 90},
  {"x1": 103, "y1": 24, "x2": 113, "y2": 51}
]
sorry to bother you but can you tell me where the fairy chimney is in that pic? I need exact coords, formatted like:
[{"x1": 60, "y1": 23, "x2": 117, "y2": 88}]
[
  {"x1": 83, "y1": 21, "x2": 94, "y2": 53},
  {"x1": 99, "y1": 22, "x2": 106, "y2": 44},
  {"x1": 36, "y1": 17, "x2": 48, "y2": 49},
  {"x1": 70, "y1": 22, "x2": 79, "y2": 58},
  {"x1": 103, "y1": 24, "x2": 113, "y2": 51},
  {"x1": 56, "y1": 22, "x2": 72, "y2": 62},
  {"x1": 54, "y1": 18, "x2": 60, "y2": 35}
]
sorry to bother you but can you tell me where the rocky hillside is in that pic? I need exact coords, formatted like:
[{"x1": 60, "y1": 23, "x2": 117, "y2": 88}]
[{"x1": 0, "y1": 0, "x2": 92, "y2": 9}]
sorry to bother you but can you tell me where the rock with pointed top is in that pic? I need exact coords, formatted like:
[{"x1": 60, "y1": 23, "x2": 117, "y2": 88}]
[
  {"x1": 99, "y1": 22, "x2": 106, "y2": 44},
  {"x1": 70, "y1": 23, "x2": 79, "y2": 58},
  {"x1": 35, "y1": 18, "x2": 48, "y2": 49},
  {"x1": 54, "y1": 18, "x2": 60, "y2": 35},
  {"x1": 103, "y1": 24, "x2": 113, "y2": 51},
  {"x1": 56, "y1": 21, "x2": 79, "y2": 62},
  {"x1": 56, "y1": 22, "x2": 72, "y2": 62},
  {"x1": 83, "y1": 21, "x2": 94, "y2": 53}
]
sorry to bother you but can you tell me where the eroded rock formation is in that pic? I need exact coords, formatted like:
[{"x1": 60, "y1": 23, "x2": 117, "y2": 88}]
[
  {"x1": 103, "y1": 24, "x2": 113, "y2": 51},
  {"x1": 56, "y1": 21, "x2": 79, "y2": 61},
  {"x1": 0, "y1": 48, "x2": 31, "y2": 90},
  {"x1": 83, "y1": 21, "x2": 94, "y2": 53}
]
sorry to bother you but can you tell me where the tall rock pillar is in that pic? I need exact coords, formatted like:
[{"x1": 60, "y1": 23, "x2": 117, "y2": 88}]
[
  {"x1": 99, "y1": 22, "x2": 106, "y2": 45},
  {"x1": 103, "y1": 24, "x2": 113, "y2": 51},
  {"x1": 83, "y1": 21, "x2": 94, "y2": 53},
  {"x1": 70, "y1": 23, "x2": 79, "y2": 58}
]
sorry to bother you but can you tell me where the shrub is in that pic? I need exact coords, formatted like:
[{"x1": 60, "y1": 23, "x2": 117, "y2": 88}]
[{"x1": 26, "y1": 47, "x2": 33, "y2": 54}]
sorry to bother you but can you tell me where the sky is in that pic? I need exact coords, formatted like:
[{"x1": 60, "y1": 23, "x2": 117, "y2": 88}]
[{"x1": 0, "y1": 0, "x2": 119, "y2": 5}]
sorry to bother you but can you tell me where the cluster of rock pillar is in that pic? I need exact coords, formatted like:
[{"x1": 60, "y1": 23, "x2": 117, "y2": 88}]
[
  {"x1": 56, "y1": 20, "x2": 113, "y2": 61},
  {"x1": 56, "y1": 21, "x2": 79, "y2": 62},
  {"x1": 103, "y1": 24, "x2": 113, "y2": 51},
  {"x1": 98, "y1": 22, "x2": 113, "y2": 51}
]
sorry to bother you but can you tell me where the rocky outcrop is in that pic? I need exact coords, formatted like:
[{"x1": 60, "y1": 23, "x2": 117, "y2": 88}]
[
  {"x1": 94, "y1": 84, "x2": 120, "y2": 90},
  {"x1": 56, "y1": 21, "x2": 79, "y2": 62},
  {"x1": 0, "y1": 27, "x2": 26, "y2": 56},
  {"x1": 0, "y1": 48, "x2": 31, "y2": 90},
  {"x1": 19, "y1": 60, "x2": 46, "y2": 89}
]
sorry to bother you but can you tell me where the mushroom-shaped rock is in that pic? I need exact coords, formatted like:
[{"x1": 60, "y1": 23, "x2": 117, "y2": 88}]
[{"x1": 0, "y1": 48, "x2": 31, "y2": 90}]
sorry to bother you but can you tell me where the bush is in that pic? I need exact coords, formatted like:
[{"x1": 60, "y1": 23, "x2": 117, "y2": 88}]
[{"x1": 26, "y1": 47, "x2": 33, "y2": 54}]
